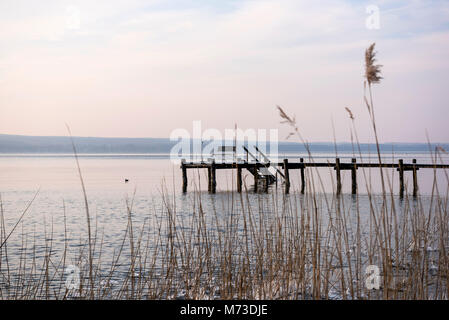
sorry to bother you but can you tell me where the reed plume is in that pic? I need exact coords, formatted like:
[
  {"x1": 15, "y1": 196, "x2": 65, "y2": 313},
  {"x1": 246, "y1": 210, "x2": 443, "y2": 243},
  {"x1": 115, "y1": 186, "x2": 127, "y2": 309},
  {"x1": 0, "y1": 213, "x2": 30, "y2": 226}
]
[
  {"x1": 365, "y1": 43, "x2": 383, "y2": 85},
  {"x1": 345, "y1": 107, "x2": 354, "y2": 120},
  {"x1": 277, "y1": 105, "x2": 297, "y2": 140}
]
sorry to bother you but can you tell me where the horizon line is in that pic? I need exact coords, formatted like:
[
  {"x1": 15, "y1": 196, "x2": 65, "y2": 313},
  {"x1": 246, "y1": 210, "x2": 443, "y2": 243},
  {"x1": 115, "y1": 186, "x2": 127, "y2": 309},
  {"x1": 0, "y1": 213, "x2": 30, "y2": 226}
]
[{"x1": 1, "y1": 133, "x2": 448, "y2": 145}]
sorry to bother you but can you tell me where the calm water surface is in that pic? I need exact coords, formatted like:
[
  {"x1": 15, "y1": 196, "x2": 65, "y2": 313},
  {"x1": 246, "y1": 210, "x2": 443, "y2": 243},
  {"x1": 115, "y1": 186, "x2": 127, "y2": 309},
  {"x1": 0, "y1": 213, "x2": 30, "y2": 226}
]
[
  {"x1": 1, "y1": 152, "x2": 448, "y2": 238},
  {"x1": 0, "y1": 153, "x2": 448, "y2": 297}
]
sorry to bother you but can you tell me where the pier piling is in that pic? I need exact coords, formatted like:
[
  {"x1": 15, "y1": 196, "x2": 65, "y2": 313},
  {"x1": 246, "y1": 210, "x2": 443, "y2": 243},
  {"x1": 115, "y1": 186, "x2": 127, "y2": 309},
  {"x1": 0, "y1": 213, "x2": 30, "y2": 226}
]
[
  {"x1": 237, "y1": 164, "x2": 242, "y2": 193},
  {"x1": 399, "y1": 159, "x2": 404, "y2": 198},
  {"x1": 300, "y1": 158, "x2": 305, "y2": 194},
  {"x1": 210, "y1": 160, "x2": 216, "y2": 194},
  {"x1": 207, "y1": 167, "x2": 211, "y2": 192},
  {"x1": 351, "y1": 158, "x2": 357, "y2": 195},
  {"x1": 412, "y1": 159, "x2": 418, "y2": 198},
  {"x1": 283, "y1": 159, "x2": 290, "y2": 194},
  {"x1": 181, "y1": 159, "x2": 187, "y2": 193},
  {"x1": 335, "y1": 158, "x2": 342, "y2": 195}
]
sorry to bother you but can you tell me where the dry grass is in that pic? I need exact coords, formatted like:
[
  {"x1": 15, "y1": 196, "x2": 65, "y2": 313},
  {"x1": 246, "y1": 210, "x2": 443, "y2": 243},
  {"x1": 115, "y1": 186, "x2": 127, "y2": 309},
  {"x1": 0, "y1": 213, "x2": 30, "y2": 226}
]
[{"x1": 0, "y1": 171, "x2": 448, "y2": 300}]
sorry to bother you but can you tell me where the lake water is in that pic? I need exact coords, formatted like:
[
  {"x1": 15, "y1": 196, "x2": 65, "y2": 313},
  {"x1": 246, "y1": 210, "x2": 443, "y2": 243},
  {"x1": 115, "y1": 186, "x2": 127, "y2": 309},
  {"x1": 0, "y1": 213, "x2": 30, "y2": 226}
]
[{"x1": 0, "y1": 152, "x2": 448, "y2": 298}]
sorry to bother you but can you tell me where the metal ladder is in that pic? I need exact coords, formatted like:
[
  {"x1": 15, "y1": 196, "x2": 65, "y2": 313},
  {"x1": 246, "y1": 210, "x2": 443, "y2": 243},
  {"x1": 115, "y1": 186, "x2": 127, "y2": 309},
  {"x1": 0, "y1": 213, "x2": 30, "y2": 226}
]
[{"x1": 243, "y1": 146, "x2": 277, "y2": 185}]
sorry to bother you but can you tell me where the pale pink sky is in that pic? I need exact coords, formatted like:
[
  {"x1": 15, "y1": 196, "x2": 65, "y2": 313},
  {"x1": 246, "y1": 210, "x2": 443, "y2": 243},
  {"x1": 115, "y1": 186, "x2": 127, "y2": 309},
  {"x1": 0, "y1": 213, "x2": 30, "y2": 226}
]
[{"x1": 1, "y1": 0, "x2": 449, "y2": 142}]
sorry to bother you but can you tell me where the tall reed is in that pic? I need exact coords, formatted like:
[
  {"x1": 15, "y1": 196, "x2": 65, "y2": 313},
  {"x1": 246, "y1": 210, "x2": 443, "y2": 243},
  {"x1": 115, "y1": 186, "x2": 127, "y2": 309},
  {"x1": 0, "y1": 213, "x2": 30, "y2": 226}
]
[{"x1": 0, "y1": 44, "x2": 448, "y2": 300}]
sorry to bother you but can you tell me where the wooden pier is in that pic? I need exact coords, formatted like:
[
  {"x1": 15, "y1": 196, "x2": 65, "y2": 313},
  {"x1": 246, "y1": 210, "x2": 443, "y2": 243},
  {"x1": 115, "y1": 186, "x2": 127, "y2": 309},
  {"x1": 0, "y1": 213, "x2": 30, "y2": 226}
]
[{"x1": 180, "y1": 157, "x2": 449, "y2": 197}]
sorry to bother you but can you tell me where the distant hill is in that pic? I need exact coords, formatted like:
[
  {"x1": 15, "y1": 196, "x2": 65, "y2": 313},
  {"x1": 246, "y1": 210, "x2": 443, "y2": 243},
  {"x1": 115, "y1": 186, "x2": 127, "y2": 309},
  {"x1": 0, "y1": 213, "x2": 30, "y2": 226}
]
[
  {"x1": 0, "y1": 134, "x2": 447, "y2": 154},
  {"x1": 0, "y1": 134, "x2": 172, "y2": 153}
]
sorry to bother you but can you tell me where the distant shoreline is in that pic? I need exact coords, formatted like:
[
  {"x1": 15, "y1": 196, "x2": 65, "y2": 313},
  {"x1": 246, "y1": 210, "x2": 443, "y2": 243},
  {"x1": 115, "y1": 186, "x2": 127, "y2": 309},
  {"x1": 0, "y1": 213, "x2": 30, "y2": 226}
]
[{"x1": 1, "y1": 133, "x2": 448, "y2": 154}]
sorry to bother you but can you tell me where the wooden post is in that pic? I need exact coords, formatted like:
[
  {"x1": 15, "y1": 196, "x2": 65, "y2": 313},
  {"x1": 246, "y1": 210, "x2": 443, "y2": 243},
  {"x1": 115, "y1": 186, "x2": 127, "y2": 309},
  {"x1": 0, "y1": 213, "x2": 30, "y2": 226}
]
[
  {"x1": 283, "y1": 159, "x2": 290, "y2": 194},
  {"x1": 210, "y1": 160, "x2": 216, "y2": 194},
  {"x1": 399, "y1": 159, "x2": 404, "y2": 198},
  {"x1": 336, "y1": 158, "x2": 341, "y2": 195},
  {"x1": 264, "y1": 175, "x2": 269, "y2": 193},
  {"x1": 254, "y1": 164, "x2": 258, "y2": 193},
  {"x1": 237, "y1": 164, "x2": 242, "y2": 193},
  {"x1": 300, "y1": 158, "x2": 305, "y2": 194},
  {"x1": 181, "y1": 159, "x2": 187, "y2": 193},
  {"x1": 412, "y1": 159, "x2": 418, "y2": 198},
  {"x1": 207, "y1": 167, "x2": 211, "y2": 192},
  {"x1": 351, "y1": 158, "x2": 357, "y2": 195}
]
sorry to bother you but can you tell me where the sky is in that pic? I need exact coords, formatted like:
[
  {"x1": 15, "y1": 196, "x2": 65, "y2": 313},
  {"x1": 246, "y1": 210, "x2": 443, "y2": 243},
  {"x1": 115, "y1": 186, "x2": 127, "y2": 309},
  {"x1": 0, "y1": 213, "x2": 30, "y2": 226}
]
[{"x1": 0, "y1": 0, "x2": 449, "y2": 143}]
